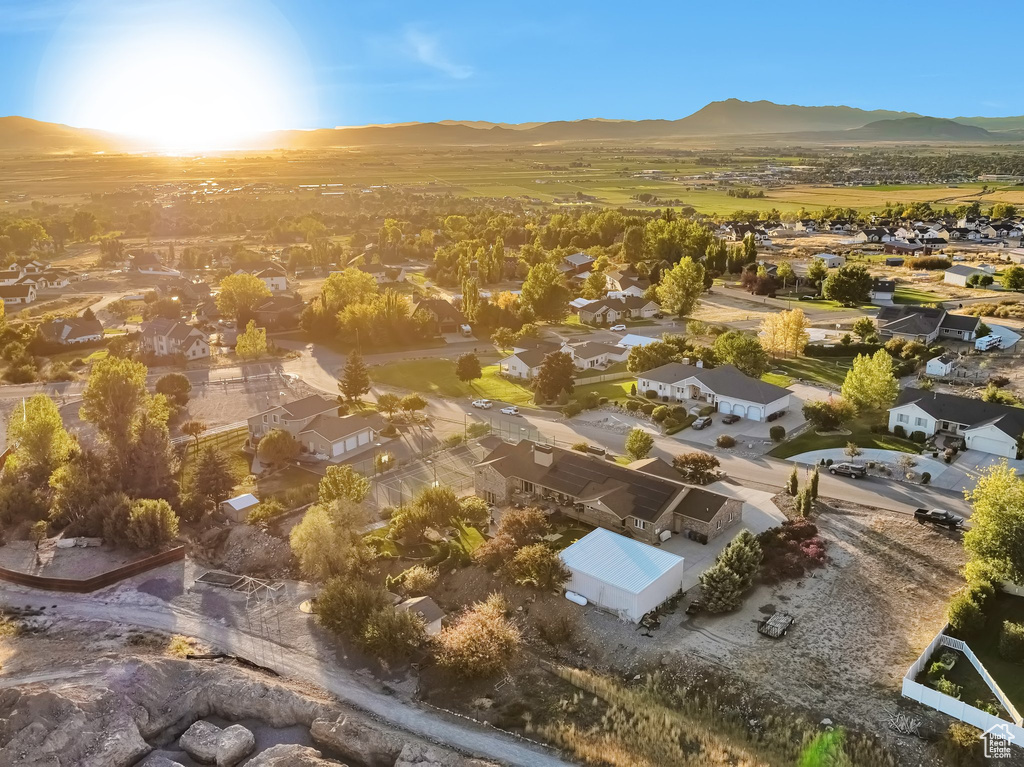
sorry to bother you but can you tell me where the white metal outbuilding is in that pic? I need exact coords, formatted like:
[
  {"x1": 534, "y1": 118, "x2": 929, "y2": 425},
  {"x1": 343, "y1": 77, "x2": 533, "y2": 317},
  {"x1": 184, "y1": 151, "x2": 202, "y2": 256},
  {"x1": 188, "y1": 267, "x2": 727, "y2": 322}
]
[{"x1": 559, "y1": 528, "x2": 685, "y2": 623}]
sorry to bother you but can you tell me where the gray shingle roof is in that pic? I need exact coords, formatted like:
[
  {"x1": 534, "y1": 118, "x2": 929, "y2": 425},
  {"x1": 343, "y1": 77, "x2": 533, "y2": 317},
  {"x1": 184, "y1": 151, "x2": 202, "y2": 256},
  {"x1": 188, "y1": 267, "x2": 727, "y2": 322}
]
[
  {"x1": 893, "y1": 389, "x2": 1024, "y2": 439},
  {"x1": 638, "y1": 362, "x2": 790, "y2": 405}
]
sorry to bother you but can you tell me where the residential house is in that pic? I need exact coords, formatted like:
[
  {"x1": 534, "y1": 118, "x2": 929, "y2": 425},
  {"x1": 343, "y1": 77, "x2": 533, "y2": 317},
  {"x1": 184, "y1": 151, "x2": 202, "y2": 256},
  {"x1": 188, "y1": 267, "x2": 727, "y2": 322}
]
[
  {"x1": 410, "y1": 298, "x2": 466, "y2": 335},
  {"x1": 884, "y1": 241, "x2": 929, "y2": 256},
  {"x1": 577, "y1": 296, "x2": 660, "y2": 325},
  {"x1": 356, "y1": 263, "x2": 406, "y2": 285},
  {"x1": 0, "y1": 270, "x2": 22, "y2": 286},
  {"x1": 255, "y1": 266, "x2": 288, "y2": 292},
  {"x1": 11, "y1": 259, "x2": 45, "y2": 274},
  {"x1": 925, "y1": 353, "x2": 958, "y2": 377},
  {"x1": 251, "y1": 295, "x2": 304, "y2": 328},
  {"x1": 249, "y1": 394, "x2": 337, "y2": 441},
  {"x1": 604, "y1": 269, "x2": 650, "y2": 298},
  {"x1": 636, "y1": 362, "x2": 790, "y2": 422},
  {"x1": 140, "y1": 318, "x2": 210, "y2": 359},
  {"x1": 816, "y1": 253, "x2": 845, "y2": 268},
  {"x1": 0, "y1": 284, "x2": 36, "y2": 306},
  {"x1": 38, "y1": 316, "x2": 103, "y2": 345},
  {"x1": 794, "y1": 219, "x2": 817, "y2": 232},
  {"x1": 498, "y1": 339, "x2": 561, "y2": 380},
  {"x1": 37, "y1": 270, "x2": 71, "y2": 290},
  {"x1": 854, "y1": 227, "x2": 894, "y2": 243},
  {"x1": 870, "y1": 278, "x2": 896, "y2": 303},
  {"x1": 564, "y1": 341, "x2": 629, "y2": 370},
  {"x1": 247, "y1": 394, "x2": 387, "y2": 460},
  {"x1": 888, "y1": 389, "x2": 1024, "y2": 459},
  {"x1": 473, "y1": 440, "x2": 742, "y2": 545},
  {"x1": 875, "y1": 305, "x2": 980, "y2": 344},
  {"x1": 560, "y1": 252, "x2": 595, "y2": 277},
  {"x1": 944, "y1": 265, "x2": 988, "y2": 287}
]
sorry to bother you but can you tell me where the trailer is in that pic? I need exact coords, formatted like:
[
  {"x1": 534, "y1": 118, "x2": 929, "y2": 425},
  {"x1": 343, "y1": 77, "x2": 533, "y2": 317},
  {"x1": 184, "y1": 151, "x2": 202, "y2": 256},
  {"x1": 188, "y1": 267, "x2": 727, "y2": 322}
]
[{"x1": 757, "y1": 612, "x2": 795, "y2": 639}]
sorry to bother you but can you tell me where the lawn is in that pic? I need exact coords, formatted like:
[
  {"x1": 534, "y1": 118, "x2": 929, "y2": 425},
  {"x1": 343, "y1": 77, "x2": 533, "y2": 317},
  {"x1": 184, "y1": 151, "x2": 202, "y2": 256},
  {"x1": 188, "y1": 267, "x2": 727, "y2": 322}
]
[
  {"x1": 966, "y1": 592, "x2": 1024, "y2": 714},
  {"x1": 760, "y1": 372, "x2": 794, "y2": 387},
  {"x1": 370, "y1": 358, "x2": 536, "y2": 407},
  {"x1": 179, "y1": 428, "x2": 254, "y2": 492},
  {"x1": 769, "y1": 416, "x2": 922, "y2": 459},
  {"x1": 771, "y1": 357, "x2": 855, "y2": 387},
  {"x1": 570, "y1": 378, "x2": 634, "y2": 404},
  {"x1": 893, "y1": 287, "x2": 944, "y2": 305}
]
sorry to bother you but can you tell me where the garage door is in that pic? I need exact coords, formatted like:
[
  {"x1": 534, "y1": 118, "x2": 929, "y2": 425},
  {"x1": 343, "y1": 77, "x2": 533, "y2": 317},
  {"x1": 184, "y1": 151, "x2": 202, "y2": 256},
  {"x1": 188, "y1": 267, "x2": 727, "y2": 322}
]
[
  {"x1": 730, "y1": 403, "x2": 746, "y2": 418},
  {"x1": 746, "y1": 406, "x2": 762, "y2": 421},
  {"x1": 345, "y1": 436, "x2": 359, "y2": 452},
  {"x1": 331, "y1": 441, "x2": 345, "y2": 457},
  {"x1": 967, "y1": 435, "x2": 1016, "y2": 458}
]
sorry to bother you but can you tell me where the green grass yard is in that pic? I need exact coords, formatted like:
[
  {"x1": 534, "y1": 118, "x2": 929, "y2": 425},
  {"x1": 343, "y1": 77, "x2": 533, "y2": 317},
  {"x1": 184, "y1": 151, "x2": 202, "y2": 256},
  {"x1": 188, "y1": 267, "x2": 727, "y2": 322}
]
[
  {"x1": 771, "y1": 357, "x2": 855, "y2": 387},
  {"x1": 370, "y1": 359, "x2": 537, "y2": 407},
  {"x1": 760, "y1": 372, "x2": 794, "y2": 387},
  {"x1": 769, "y1": 416, "x2": 922, "y2": 459},
  {"x1": 893, "y1": 287, "x2": 944, "y2": 305},
  {"x1": 570, "y1": 379, "x2": 634, "y2": 404}
]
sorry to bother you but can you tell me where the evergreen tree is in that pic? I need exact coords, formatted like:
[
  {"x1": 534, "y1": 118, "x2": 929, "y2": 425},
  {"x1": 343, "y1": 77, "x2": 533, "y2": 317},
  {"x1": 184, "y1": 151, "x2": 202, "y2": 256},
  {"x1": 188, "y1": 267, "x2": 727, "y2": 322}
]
[
  {"x1": 787, "y1": 466, "x2": 799, "y2": 496},
  {"x1": 699, "y1": 562, "x2": 745, "y2": 613},
  {"x1": 125, "y1": 415, "x2": 177, "y2": 502},
  {"x1": 490, "y1": 236, "x2": 505, "y2": 283},
  {"x1": 192, "y1": 447, "x2": 235, "y2": 509},
  {"x1": 810, "y1": 467, "x2": 820, "y2": 500},
  {"x1": 715, "y1": 530, "x2": 762, "y2": 589},
  {"x1": 340, "y1": 350, "x2": 371, "y2": 403}
]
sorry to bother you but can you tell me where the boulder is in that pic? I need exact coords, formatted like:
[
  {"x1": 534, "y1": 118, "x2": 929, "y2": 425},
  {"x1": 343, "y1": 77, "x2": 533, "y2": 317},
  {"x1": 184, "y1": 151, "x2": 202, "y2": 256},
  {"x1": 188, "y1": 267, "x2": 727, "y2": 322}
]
[
  {"x1": 310, "y1": 715, "x2": 405, "y2": 767},
  {"x1": 247, "y1": 744, "x2": 348, "y2": 766},
  {"x1": 216, "y1": 724, "x2": 256, "y2": 767},
  {"x1": 394, "y1": 743, "x2": 497, "y2": 767},
  {"x1": 179, "y1": 720, "x2": 223, "y2": 764},
  {"x1": 138, "y1": 754, "x2": 187, "y2": 767}
]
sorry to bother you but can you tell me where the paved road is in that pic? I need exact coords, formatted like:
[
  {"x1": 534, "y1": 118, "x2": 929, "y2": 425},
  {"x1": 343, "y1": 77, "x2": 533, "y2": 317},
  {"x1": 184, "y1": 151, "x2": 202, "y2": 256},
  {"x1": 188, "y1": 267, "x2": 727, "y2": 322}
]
[{"x1": 0, "y1": 589, "x2": 570, "y2": 767}]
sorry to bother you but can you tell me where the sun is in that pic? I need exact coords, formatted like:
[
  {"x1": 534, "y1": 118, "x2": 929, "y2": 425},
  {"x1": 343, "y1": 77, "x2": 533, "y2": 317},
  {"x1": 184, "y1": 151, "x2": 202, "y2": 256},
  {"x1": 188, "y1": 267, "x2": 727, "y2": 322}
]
[{"x1": 35, "y1": 1, "x2": 314, "y2": 153}]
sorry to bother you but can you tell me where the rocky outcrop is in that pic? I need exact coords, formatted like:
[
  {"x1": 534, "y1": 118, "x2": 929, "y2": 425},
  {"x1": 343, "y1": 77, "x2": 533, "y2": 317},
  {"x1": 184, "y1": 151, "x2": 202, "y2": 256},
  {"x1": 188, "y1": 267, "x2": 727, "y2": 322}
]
[
  {"x1": 180, "y1": 720, "x2": 223, "y2": 763},
  {"x1": 311, "y1": 715, "x2": 407, "y2": 767},
  {"x1": 0, "y1": 685, "x2": 150, "y2": 767},
  {"x1": 395, "y1": 743, "x2": 498, "y2": 767},
  {"x1": 138, "y1": 753, "x2": 187, "y2": 767},
  {"x1": 216, "y1": 723, "x2": 256, "y2": 767},
  {"x1": 246, "y1": 744, "x2": 348, "y2": 766}
]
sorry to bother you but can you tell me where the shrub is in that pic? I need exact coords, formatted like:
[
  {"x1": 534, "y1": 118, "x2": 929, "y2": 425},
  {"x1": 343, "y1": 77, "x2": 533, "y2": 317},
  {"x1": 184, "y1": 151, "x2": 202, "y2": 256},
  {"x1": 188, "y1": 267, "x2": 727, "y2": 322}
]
[
  {"x1": 437, "y1": 593, "x2": 521, "y2": 678},
  {"x1": 825, "y1": 458, "x2": 833, "y2": 466},
  {"x1": 769, "y1": 425, "x2": 785, "y2": 442},
  {"x1": 645, "y1": 389, "x2": 658, "y2": 399},
  {"x1": 893, "y1": 424, "x2": 906, "y2": 437},
  {"x1": 402, "y1": 565, "x2": 438, "y2": 595},
  {"x1": 571, "y1": 441, "x2": 589, "y2": 452},
  {"x1": 698, "y1": 405, "x2": 715, "y2": 416},
  {"x1": 562, "y1": 402, "x2": 583, "y2": 418},
  {"x1": 247, "y1": 498, "x2": 285, "y2": 527},
  {"x1": 934, "y1": 676, "x2": 962, "y2": 699},
  {"x1": 999, "y1": 620, "x2": 1024, "y2": 662},
  {"x1": 379, "y1": 423, "x2": 398, "y2": 438},
  {"x1": 580, "y1": 391, "x2": 600, "y2": 410},
  {"x1": 651, "y1": 405, "x2": 670, "y2": 423},
  {"x1": 990, "y1": 374, "x2": 1010, "y2": 388},
  {"x1": 908, "y1": 256, "x2": 951, "y2": 270},
  {"x1": 910, "y1": 430, "x2": 926, "y2": 443},
  {"x1": 473, "y1": 533, "x2": 517, "y2": 570},
  {"x1": 672, "y1": 452, "x2": 721, "y2": 484},
  {"x1": 947, "y1": 589, "x2": 986, "y2": 638},
  {"x1": 671, "y1": 405, "x2": 688, "y2": 419},
  {"x1": 496, "y1": 506, "x2": 549, "y2": 545},
  {"x1": 640, "y1": 402, "x2": 656, "y2": 415},
  {"x1": 624, "y1": 400, "x2": 641, "y2": 413},
  {"x1": 662, "y1": 417, "x2": 679, "y2": 430},
  {"x1": 921, "y1": 472, "x2": 931, "y2": 485},
  {"x1": 802, "y1": 398, "x2": 855, "y2": 431},
  {"x1": 502, "y1": 543, "x2": 570, "y2": 590},
  {"x1": 533, "y1": 604, "x2": 580, "y2": 646},
  {"x1": 125, "y1": 499, "x2": 180, "y2": 549},
  {"x1": 941, "y1": 723, "x2": 984, "y2": 766},
  {"x1": 360, "y1": 606, "x2": 426, "y2": 663},
  {"x1": 716, "y1": 434, "x2": 736, "y2": 448},
  {"x1": 598, "y1": 396, "x2": 608, "y2": 405}
]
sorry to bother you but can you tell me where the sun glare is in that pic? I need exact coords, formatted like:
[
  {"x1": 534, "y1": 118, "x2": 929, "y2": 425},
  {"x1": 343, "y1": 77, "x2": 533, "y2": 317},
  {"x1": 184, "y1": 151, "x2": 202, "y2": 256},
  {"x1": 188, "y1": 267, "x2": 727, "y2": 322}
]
[{"x1": 36, "y1": 1, "x2": 314, "y2": 153}]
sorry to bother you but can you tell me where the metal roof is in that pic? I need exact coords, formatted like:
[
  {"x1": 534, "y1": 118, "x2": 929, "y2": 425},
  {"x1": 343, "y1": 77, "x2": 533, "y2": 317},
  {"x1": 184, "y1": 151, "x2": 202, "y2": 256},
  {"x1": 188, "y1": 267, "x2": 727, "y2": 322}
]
[
  {"x1": 223, "y1": 493, "x2": 259, "y2": 510},
  {"x1": 560, "y1": 528, "x2": 684, "y2": 595}
]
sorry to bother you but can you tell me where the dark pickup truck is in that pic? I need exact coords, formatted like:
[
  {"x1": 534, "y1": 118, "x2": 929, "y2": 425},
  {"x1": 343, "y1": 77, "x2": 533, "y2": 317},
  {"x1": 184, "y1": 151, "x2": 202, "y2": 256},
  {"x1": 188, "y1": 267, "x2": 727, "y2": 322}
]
[{"x1": 914, "y1": 508, "x2": 964, "y2": 530}]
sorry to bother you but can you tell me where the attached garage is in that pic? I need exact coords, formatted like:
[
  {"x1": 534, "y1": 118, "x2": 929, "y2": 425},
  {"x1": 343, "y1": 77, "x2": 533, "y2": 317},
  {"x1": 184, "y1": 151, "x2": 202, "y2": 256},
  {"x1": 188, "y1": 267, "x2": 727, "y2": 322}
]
[
  {"x1": 559, "y1": 528, "x2": 685, "y2": 623},
  {"x1": 964, "y1": 425, "x2": 1017, "y2": 459}
]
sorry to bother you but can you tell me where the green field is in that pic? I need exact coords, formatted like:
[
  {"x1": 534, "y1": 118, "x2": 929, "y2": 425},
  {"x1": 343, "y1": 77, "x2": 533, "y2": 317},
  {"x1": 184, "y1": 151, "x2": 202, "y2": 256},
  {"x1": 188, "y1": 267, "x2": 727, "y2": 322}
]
[
  {"x1": 893, "y1": 287, "x2": 944, "y2": 305},
  {"x1": 570, "y1": 378, "x2": 635, "y2": 405},
  {"x1": 771, "y1": 357, "x2": 855, "y2": 387},
  {"x1": 760, "y1": 372, "x2": 794, "y2": 387},
  {"x1": 769, "y1": 416, "x2": 922, "y2": 459},
  {"x1": 370, "y1": 359, "x2": 537, "y2": 407}
]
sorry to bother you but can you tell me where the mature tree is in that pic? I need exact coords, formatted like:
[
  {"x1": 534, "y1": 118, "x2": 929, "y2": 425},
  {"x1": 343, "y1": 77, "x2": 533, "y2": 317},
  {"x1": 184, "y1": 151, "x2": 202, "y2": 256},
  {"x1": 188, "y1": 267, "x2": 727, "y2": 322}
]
[
  {"x1": 822, "y1": 264, "x2": 872, "y2": 306},
  {"x1": 437, "y1": 593, "x2": 521, "y2": 678},
  {"x1": 216, "y1": 273, "x2": 272, "y2": 322},
  {"x1": 235, "y1": 320, "x2": 268, "y2": 360},
  {"x1": 315, "y1": 577, "x2": 387, "y2": 638},
  {"x1": 455, "y1": 352, "x2": 482, "y2": 384},
  {"x1": 967, "y1": 273, "x2": 994, "y2": 288},
  {"x1": 672, "y1": 452, "x2": 721, "y2": 484},
  {"x1": 496, "y1": 506, "x2": 549, "y2": 545},
  {"x1": 5, "y1": 394, "x2": 74, "y2": 484},
  {"x1": 964, "y1": 462, "x2": 1024, "y2": 584},
  {"x1": 841, "y1": 350, "x2": 899, "y2": 412},
  {"x1": 320, "y1": 268, "x2": 378, "y2": 313},
  {"x1": 155, "y1": 373, "x2": 192, "y2": 408},
  {"x1": 181, "y1": 419, "x2": 207, "y2": 453},
  {"x1": 339, "y1": 350, "x2": 371, "y2": 403},
  {"x1": 712, "y1": 331, "x2": 769, "y2": 377},
  {"x1": 622, "y1": 225, "x2": 645, "y2": 264},
  {"x1": 190, "y1": 446, "x2": 235, "y2": 510},
  {"x1": 376, "y1": 392, "x2": 401, "y2": 418},
  {"x1": 625, "y1": 427, "x2": 655, "y2": 460},
  {"x1": 290, "y1": 499, "x2": 370, "y2": 581},
  {"x1": 79, "y1": 356, "x2": 150, "y2": 475},
  {"x1": 802, "y1": 398, "x2": 856, "y2": 431},
  {"x1": 699, "y1": 561, "x2": 746, "y2": 613},
  {"x1": 992, "y1": 202, "x2": 1018, "y2": 219},
  {"x1": 399, "y1": 393, "x2": 427, "y2": 417},
  {"x1": 503, "y1": 543, "x2": 570, "y2": 590},
  {"x1": 458, "y1": 495, "x2": 491, "y2": 528},
  {"x1": 852, "y1": 316, "x2": 876, "y2": 342},
  {"x1": 776, "y1": 260, "x2": 795, "y2": 288},
  {"x1": 125, "y1": 413, "x2": 177, "y2": 500},
  {"x1": 656, "y1": 257, "x2": 705, "y2": 317},
  {"x1": 580, "y1": 271, "x2": 607, "y2": 300},
  {"x1": 534, "y1": 351, "x2": 575, "y2": 402},
  {"x1": 520, "y1": 262, "x2": 570, "y2": 321},
  {"x1": 806, "y1": 258, "x2": 829, "y2": 287},
  {"x1": 361, "y1": 607, "x2": 426, "y2": 663},
  {"x1": 318, "y1": 464, "x2": 371, "y2": 505},
  {"x1": 47, "y1": 448, "x2": 115, "y2": 532},
  {"x1": 626, "y1": 340, "x2": 680, "y2": 373},
  {"x1": 715, "y1": 530, "x2": 763, "y2": 589},
  {"x1": 1002, "y1": 266, "x2": 1024, "y2": 292},
  {"x1": 474, "y1": 532, "x2": 518, "y2": 570},
  {"x1": 125, "y1": 498, "x2": 179, "y2": 549},
  {"x1": 257, "y1": 428, "x2": 299, "y2": 468},
  {"x1": 491, "y1": 327, "x2": 516, "y2": 351}
]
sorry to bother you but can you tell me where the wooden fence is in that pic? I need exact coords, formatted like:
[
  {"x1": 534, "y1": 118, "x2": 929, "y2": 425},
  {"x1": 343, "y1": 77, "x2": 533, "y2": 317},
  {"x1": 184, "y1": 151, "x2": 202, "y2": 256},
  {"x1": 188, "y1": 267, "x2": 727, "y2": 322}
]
[{"x1": 0, "y1": 546, "x2": 185, "y2": 593}]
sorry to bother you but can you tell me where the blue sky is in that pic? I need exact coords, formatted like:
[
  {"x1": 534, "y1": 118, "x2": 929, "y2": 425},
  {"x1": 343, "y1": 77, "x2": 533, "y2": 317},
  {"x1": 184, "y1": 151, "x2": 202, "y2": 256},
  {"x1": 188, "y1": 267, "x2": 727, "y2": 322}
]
[{"x1": 2, "y1": 0, "x2": 1021, "y2": 130}]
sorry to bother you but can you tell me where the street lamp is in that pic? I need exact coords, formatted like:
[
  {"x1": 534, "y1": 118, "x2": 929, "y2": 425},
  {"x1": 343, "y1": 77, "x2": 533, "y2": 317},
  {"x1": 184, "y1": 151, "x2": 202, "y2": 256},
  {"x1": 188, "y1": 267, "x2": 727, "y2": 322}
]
[{"x1": 425, "y1": 459, "x2": 439, "y2": 487}]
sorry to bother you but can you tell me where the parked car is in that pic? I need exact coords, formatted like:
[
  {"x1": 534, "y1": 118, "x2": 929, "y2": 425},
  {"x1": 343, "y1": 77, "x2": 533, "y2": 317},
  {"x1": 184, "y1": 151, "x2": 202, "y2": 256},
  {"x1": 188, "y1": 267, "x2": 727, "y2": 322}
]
[
  {"x1": 829, "y1": 462, "x2": 866, "y2": 478},
  {"x1": 692, "y1": 416, "x2": 713, "y2": 430},
  {"x1": 609, "y1": 324, "x2": 627, "y2": 332},
  {"x1": 500, "y1": 406, "x2": 520, "y2": 416},
  {"x1": 652, "y1": 312, "x2": 664, "y2": 319},
  {"x1": 721, "y1": 414, "x2": 740, "y2": 425},
  {"x1": 914, "y1": 508, "x2": 964, "y2": 530},
  {"x1": 472, "y1": 399, "x2": 492, "y2": 409}
]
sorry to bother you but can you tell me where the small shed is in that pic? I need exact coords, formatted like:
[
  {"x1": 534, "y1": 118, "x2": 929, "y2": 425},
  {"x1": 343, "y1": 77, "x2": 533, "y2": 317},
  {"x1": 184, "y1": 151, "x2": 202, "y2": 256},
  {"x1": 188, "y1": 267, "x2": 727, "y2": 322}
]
[
  {"x1": 221, "y1": 493, "x2": 260, "y2": 523},
  {"x1": 396, "y1": 596, "x2": 445, "y2": 636},
  {"x1": 925, "y1": 353, "x2": 957, "y2": 377},
  {"x1": 559, "y1": 528, "x2": 685, "y2": 623}
]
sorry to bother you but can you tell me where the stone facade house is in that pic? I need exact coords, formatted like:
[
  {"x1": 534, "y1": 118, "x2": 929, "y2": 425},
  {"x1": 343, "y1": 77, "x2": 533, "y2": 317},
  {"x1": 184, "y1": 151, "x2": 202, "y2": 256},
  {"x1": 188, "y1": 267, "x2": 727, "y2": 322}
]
[{"x1": 474, "y1": 440, "x2": 741, "y2": 544}]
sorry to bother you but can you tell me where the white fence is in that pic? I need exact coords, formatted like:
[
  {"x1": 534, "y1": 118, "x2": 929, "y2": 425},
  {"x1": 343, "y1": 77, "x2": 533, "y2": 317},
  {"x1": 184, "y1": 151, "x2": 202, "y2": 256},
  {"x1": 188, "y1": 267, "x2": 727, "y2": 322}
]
[
  {"x1": 902, "y1": 626, "x2": 1024, "y2": 742},
  {"x1": 574, "y1": 370, "x2": 633, "y2": 386}
]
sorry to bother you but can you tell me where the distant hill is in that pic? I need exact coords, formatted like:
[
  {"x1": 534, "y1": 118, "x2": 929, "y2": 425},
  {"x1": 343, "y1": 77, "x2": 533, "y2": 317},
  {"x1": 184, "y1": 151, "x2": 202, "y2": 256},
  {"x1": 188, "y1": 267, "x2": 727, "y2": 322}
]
[
  {"x1": 954, "y1": 115, "x2": 1024, "y2": 132},
  {"x1": 672, "y1": 98, "x2": 922, "y2": 135},
  {"x1": 845, "y1": 116, "x2": 997, "y2": 142},
  {"x1": 0, "y1": 116, "x2": 120, "y2": 154}
]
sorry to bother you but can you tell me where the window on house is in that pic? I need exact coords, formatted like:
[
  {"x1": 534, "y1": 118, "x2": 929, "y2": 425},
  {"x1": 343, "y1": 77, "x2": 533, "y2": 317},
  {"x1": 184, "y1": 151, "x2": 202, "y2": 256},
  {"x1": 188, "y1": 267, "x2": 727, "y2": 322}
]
[
  {"x1": 915, "y1": 417, "x2": 926, "y2": 427},
  {"x1": 263, "y1": 415, "x2": 268, "y2": 423},
  {"x1": 484, "y1": 491, "x2": 496, "y2": 505},
  {"x1": 521, "y1": 481, "x2": 534, "y2": 493},
  {"x1": 633, "y1": 518, "x2": 647, "y2": 530},
  {"x1": 897, "y1": 414, "x2": 909, "y2": 424},
  {"x1": 273, "y1": 414, "x2": 279, "y2": 423}
]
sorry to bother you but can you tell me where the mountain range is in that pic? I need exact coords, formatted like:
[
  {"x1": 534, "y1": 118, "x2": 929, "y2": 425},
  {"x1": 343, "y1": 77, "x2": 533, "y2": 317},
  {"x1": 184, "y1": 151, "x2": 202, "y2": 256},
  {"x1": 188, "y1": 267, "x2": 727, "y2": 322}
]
[{"x1": 5, "y1": 99, "x2": 1024, "y2": 154}]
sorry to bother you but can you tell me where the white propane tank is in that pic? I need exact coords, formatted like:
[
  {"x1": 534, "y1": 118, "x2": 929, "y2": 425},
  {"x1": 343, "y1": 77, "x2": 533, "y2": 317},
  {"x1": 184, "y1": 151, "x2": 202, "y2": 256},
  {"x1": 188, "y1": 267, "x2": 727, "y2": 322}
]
[{"x1": 565, "y1": 591, "x2": 588, "y2": 606}]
